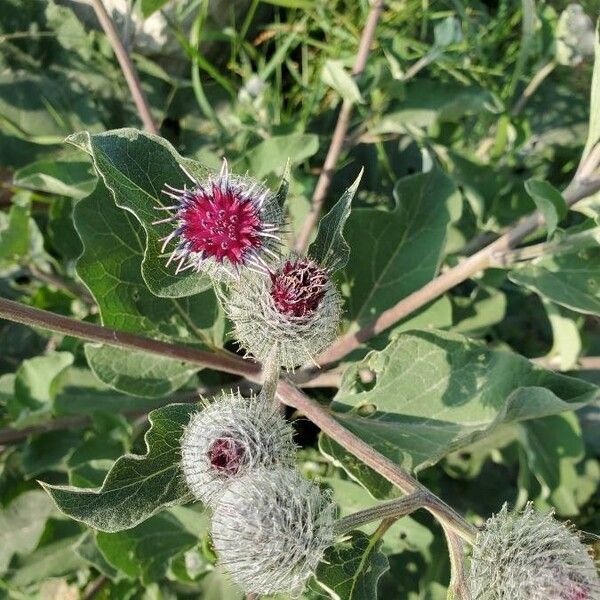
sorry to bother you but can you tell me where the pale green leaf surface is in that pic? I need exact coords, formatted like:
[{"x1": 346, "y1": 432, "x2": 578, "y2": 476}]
[
  {"x1": 343, "y1": 168, "x2": 461, "y2": 327},
  {"x1": 524, "y1": 178, "x2": 567, "y2": 239},
  {"x1": 311, "y1": 531, "x2": 389, "y2": 600},
  {"x1": 41, "y1": 403, "x2": 196, "y2": 532},
  {"x1": 321, "y1": 59, "x2": 363, "y2": 104},
  {"x1": 0, "y1": 491, "x2": 57, "y2": 574},
  {"x1": 321, "y1": 330, "x2": 598, "y2": 497},
  {"x1": 68, "y1": 128, "x2": 212, "y2": 298},
  {"x1": 309, "y1": 171, "x2": 362, "y2": 271},
  {"x1": 96, "y1": 512, "x2": 197, "y2": 584},
  {"x1": 509, "y1": 249, "x2": 600, "y2": 316}
]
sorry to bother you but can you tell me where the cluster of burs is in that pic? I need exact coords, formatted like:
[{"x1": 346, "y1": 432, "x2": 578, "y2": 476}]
[
  {"x1": 160, "y1": 162, "x2": 341, "y2": 595},
  {"x1": 159, "y1": 163, "x2": 600, "y2": 598}
]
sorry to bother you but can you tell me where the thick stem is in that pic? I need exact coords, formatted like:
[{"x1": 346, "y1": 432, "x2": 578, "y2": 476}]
[
  {"x1": 89, "y1": 0, "x2": 158, "y2": 135},
  {"x1": 315, "y1": 176, "x2": 600, "y2": 368},
  {"x1": 294, "y1": 1, "x2": 384, "y2": 252},
  {"x1": 0, "y1": 297, "x2": 259, "y2": 381},
  {"x1": 333, "y1": 491, "x2": 426, "y2": 536}
]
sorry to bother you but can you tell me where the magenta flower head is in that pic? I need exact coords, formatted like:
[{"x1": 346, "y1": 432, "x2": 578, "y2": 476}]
[
  {"x1": 225, "y1": 255, "x2": 342, "y2": 369},
  {"x1": 154, "y1": 161, "x2": 283, "y2": 280},
  {"x1": 468, "y1": 504, "x2": 600, "y2": 600},
  {"x1": 180, "y1": 390, "x2": 296, "y2": 508}
]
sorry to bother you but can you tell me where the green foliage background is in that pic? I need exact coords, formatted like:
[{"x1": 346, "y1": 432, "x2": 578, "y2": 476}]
[{"x1": 0, "y1": 0, "x2": 600, "y2": 598}]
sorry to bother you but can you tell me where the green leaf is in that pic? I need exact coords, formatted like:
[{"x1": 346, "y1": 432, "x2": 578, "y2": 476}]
[
  {"x1": 308, "y1": 170, "x2": 362, "y2": 271},
  {"x1": 4, "y1": 519, "x2": 85, "y2": 588},
  {"x1": 0, "y1": 73, "x2": 101, "y2": 144},
  {"x1": 320, "y1": 329, "x2": 598, "y2": 498},
  {"x1": 41, "y1": 403, "x2": 195, "y2": 532},
  {"x1": 96, "y1": 512, "x2": 197, "y2": 583},
  {"x1": 68, "y1": 128, "x2": 212, "y2": 298},
  {"x1": 8, "y1": 351, "x2": 73, "y2": 427},
  {"x1": 321, "y1": 59, "x2": 364, "y2": 104},
  {"x1": 543, "y1": 301, "x2": 581, "y2": 371},
  {"x1": 0, "y1": 491, "x2": 56, "y2": 574},
  {"x1": 524, "y1": 179, "x2": 567, "y2": 239},
  {"x1": 48, "y1": 197, "x2": 83, "y2": 260},
  {"x1": 245, "y1": 133, "x2": 319, "y2": 179},
  {"x1": 519, "y1": 412, "x2": 584, "y2": 516},
  {"x1": 509, "y1": 248, "x2": 600, "y2": 316},
  {"x1": 583, "y1": 20, "x2": 600, "y2": 158},
  {"x1": 311, "y1": 531, "x2": 389, "y2": 600},
  {"x1": 13, "y1": 159, "x2": 96, "y2": 199},
  {"x1": 75, "y1": 532, "x2": 119, "y2": 579},
  {"x1": 0, "y1": 197, "x2": 30, "y2": 265},
  {"x1": 140, "y1": 0, "x2": 170, "y2": 18},
  {"x1": 74, "y1": 182, "x2": 223, "y2": 397},
  {"x1": 343, "y1": 168, "x2": 462, "y2": 327}
]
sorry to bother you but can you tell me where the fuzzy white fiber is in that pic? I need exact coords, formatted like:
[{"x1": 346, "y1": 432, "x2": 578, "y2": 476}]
[
  {"x1": 469, "y1": 504, "x2": 600, "y2": 600},
  {"x1": 180, "y1": 391, "x2": 296, "y2": 508},
  {"x1": 211, "y1": 467, "x2": 336, "y2": 596},
  {"x1": 225, "y1": 261, "x2": 342, "y2": 370}
]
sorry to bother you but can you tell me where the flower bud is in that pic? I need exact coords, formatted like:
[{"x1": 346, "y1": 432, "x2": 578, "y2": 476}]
[
  {"x1": 155, "y1": 161, "x2": 283, "y2": 280},
  {"x1": 211, "y1": 467, "x2": 335, "y2": 595},
  {"x1": 226, "y1": 257, "x2": 342, "y2": 369},
  {"x1": 180, "y1": 391, "x2": 295, "y2": 507},
  {"x1": 469, "y1": 504, "x2": 599, "y2": 600}
]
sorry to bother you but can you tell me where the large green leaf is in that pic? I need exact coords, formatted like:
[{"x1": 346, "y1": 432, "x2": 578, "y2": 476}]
[
  {"x1": 320, "y1": 330, "x2": 598, "y2": 498},
  {"x1": 342, "y1": 168, "x2": 462, "y2": 327},
  {"x1": 41, "y1": 403, "x2": 196, "y2": 532},
  {"x1": 68, "y1": 128, "x2": 213, "y2": 298},
  {"x1": 509, "y1": 249, "x2": 600, "y2": 316},
  {"x1": 311, "y1": 531, "x2": 389, "y2": 600},
  {"x1": 74, "y1": 182, "x2": 223, "y2": 396},
  {"x1": 0, "y1": 491, "x2": 56, "y2": 574}
]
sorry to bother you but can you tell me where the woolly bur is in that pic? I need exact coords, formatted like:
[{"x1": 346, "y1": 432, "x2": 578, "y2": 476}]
[
  {"x1": 154, "y1": 160, "x2": 283, "y2": 280},
  {"x1": 226, "y1": 256, "x2": 342, "y2": 369},
  {"x1": 468, "y1": 504, "x2": 600, "y2": 600},
  {"x1": 211, "y1": 466, "x2": 336, "y2": 596},
  {"x1": 180, "y1": 391, "x2": 296, "y2": 507}
]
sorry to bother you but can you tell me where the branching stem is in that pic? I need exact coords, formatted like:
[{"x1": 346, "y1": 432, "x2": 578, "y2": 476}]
[{"x1": 333, "y1": 491, "x2": 426, "y2": 536}]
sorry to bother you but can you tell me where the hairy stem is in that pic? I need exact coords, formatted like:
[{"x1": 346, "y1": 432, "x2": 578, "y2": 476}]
[
  {"x1": 315, "y1": 174, "x2": 600, "y2": 368},
  {"x1": 443, "y1": 526, "x2": 470, "y2": 600},
  {"x1": 89, "y1": 0, "x2": 158, "y2": 134},
  {"x1": 0, "y1": 297, "x2": 259, "y2": 380},
  {"x1": 294, "y1": 1, "x2": 384, "y2": 252},
  {"x1": 333, "y1": 492, "x2": 426, "y2": 536}
]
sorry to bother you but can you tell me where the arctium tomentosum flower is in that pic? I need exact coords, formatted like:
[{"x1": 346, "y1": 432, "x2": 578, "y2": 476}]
[
  {"x1": 154, "y1": 161, "x2": 283, "y2": 279},
  {"x1": 180, "y1": 391, "x2": 295, "y2": 507},
  {"x1": 211, "y1": 467, "x2": 335, "y2": 596},
  {"x1": 226, "y1": 257, "x2": 342, "y2": 369},
  {"x1": 468, "y1": 503, "x2": 600, "y2": 600}
]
